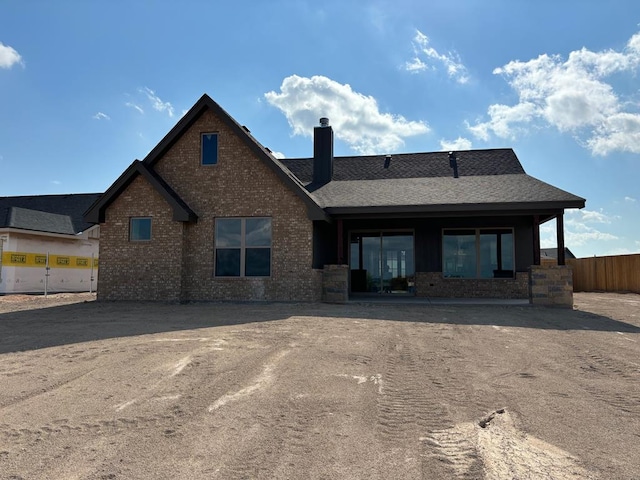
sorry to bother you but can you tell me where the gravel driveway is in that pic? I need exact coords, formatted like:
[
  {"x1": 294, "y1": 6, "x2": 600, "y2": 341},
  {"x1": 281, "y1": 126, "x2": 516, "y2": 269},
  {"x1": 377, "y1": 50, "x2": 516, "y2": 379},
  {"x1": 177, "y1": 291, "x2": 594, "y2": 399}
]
[{"x1": 0, "y1": 293, "x2": 639, "y2": 479}]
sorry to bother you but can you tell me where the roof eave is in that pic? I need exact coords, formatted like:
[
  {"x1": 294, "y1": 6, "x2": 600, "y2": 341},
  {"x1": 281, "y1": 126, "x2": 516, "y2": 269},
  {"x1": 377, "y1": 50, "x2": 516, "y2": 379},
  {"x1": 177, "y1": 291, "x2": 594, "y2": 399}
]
[
  {"x1": 84, "y1": 161, "x2": 198, "y2": 224},
  {"x1": 324, "y1": 199, "x2": 585, "y2": 217},
  {"x1": 141, "y1": 94, "x2": 327, "y2": 222}
]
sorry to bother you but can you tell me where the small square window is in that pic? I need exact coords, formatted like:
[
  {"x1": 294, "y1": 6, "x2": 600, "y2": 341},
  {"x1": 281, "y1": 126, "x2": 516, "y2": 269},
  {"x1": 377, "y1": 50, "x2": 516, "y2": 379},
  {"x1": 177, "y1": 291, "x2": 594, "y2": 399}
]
[
  {"x1": 130, "y1": 217, "x2": 152, "y2": 241},
  {"x1": 202, "y1": 133, "x2": 218, "y2": 165}
]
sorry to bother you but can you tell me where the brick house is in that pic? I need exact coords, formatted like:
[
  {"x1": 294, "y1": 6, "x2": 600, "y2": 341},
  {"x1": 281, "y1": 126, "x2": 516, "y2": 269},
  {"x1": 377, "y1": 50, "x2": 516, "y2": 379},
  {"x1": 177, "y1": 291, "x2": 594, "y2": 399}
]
[{"x1": 85, "y1": 94, "x2": 584, "y2": 302}]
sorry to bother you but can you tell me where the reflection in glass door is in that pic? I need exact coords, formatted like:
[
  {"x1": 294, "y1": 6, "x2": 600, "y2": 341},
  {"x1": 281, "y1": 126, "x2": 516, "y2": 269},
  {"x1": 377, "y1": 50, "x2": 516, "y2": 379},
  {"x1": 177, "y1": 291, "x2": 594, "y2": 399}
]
[{"x1": 349, "y1": 232, "x2": 414, "y2": 294}]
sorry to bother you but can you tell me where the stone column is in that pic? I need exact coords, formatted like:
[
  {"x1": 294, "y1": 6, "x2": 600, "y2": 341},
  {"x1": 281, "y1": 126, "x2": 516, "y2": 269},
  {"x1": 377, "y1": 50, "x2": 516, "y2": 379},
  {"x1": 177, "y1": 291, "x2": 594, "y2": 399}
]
[
  {"x1": 322, "y1": 264, "x2": 349, "y2": 303},
  {"x1": 529, "y1": 265, "x2": 573, "y2": 307}
]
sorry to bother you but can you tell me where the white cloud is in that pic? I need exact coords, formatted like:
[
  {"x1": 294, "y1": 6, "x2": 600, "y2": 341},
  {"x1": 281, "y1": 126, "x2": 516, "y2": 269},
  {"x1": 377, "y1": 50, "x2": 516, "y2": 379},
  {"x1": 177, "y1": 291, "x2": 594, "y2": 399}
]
[
  {"x1": 570, "y1": 209, "x2": 616, "y2": 224},
  {"x1": 567, "y1": 230, "x2": 619, "y2": 245},
  {"x1": 265, "y1": 75, "x2": 429, "y2": 154},
  {"x1": 541, "y1": 210, "x2": 619, "y2": 248},
  {"x1": 51, "y1": 180, "x2": 61, "y2": 185},
  {"x1": 439, "y1": 137, "x2": 472, "y2": 151},
  {"x1": 405, "y1": 30, "x2": 469, "y2": 84},
  {"x1": 0, "y1": 42, "x2": 23, "y2": 69},
  {"x1": 470, "y1": 31, "x2": 640, "y2": 155},
  {"x1": 625, "y1": 196, "x2": 637, "y2": 202},
  {"x1": 140, "y1": 87, "x2": 174, "y2": 117},
  {"x1": 92, "y1": 112, "x2": 110, "y2": 120},
  {"x1": 126, "y1": 102, "x2": 144, "y2": 114},
  {"x1": 271, "y1": 151, "x2": 285, "y2": 159}
]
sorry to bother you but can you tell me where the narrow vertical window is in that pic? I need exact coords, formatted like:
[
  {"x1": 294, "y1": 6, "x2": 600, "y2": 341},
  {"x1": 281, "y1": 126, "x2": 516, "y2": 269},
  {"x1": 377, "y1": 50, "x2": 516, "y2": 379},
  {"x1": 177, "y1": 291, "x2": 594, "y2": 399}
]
[
  {"x1": 215, "y1": 218, "x2": 242, "y2": 276},
  {"x1": 201, "y1": 133, "x2": 218, "y2": 165},
  {"x1": 130, "y1": 217, "x2": 152, "y2": 241}
]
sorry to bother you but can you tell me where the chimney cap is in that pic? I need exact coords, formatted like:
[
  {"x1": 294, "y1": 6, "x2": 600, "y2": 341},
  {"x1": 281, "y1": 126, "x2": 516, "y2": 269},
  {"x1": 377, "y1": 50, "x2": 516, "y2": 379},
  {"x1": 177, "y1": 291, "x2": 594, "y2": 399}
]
[{"x1": 319, "y1": 117, "x2": 330, "y2": 127}]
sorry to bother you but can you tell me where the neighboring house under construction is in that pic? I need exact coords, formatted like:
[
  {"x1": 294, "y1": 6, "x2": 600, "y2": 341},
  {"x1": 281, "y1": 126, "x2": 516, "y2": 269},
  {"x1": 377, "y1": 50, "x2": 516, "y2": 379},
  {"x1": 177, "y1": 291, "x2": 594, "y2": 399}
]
[{"x1": 0, "y1": 193, "x2": 101, "y2": 294}]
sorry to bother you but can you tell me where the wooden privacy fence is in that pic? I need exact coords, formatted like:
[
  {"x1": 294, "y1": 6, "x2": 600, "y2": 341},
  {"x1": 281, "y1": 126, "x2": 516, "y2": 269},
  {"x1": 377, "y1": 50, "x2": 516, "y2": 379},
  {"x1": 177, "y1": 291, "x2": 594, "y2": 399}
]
[{"x1": 567, "y1": 254, "x2": 640, "y2": 293}]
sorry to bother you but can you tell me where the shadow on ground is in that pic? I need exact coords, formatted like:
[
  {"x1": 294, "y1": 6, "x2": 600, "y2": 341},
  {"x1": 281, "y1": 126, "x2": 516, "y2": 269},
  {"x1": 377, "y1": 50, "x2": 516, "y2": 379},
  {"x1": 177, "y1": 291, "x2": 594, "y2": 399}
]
[{"x1": 0, "y1": 298, "x2": 639, "y2": 355}]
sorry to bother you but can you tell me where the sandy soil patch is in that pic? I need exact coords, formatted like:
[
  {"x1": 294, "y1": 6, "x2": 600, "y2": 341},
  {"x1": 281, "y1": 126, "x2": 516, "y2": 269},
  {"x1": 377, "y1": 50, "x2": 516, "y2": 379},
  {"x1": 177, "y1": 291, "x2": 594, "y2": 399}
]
[{"x1": 0, "y1": 292, "x2": 638, "y2": 479}]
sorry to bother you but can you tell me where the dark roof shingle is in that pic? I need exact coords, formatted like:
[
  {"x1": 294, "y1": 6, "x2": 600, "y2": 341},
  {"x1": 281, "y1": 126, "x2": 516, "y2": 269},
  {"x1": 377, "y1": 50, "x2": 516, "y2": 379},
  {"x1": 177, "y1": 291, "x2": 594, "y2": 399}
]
[
  {"x1": 0, "y1": 193, "x2": 102, "y2": 234},
  {"x1": 7, "y1": 207, "x2": 76, "y2": 235},
  {"x1": 310, "y1": 174, "x2": 585, "y2": 213},
  {"x1": 281, "y1": 148, "x2": 525, "y2": 184}
]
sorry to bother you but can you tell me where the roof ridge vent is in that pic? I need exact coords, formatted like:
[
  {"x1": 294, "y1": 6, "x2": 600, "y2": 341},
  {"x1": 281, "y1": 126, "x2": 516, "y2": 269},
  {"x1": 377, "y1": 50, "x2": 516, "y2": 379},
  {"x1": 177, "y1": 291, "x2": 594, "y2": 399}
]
[
  {"x1": 384, "y1": 154, "x2": 392, "y2": 169},
  {"x1": 448, "y1": 151, "x2": 459, "y2": 178}
]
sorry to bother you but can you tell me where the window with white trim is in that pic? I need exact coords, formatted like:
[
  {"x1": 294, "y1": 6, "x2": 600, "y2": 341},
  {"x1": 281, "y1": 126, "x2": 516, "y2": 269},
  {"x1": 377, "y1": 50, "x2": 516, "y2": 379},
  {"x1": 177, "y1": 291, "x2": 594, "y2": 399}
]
[
  {"x1": 443, "y1": 228, "x2": 514, "y2": 278},
  {"x1": 130, "y1": 217, "x2": 152, "y2": 241},
  {"x1": 215, "y1": 218, "x2": 271, "y2": 277}
]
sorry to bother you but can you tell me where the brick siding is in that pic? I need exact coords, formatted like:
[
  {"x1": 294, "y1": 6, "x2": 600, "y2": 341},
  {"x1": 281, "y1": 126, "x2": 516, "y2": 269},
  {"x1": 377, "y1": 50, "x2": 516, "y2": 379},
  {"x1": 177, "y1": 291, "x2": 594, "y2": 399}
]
[
  {"x1": 415, "y1": 271, "x2": 529, "y2": 299},
  {"x1": 98, "y1": 175, "x2": 184, "y2": 301},
  {"x1": 98, "y1": 110, "x2": 321, "y2": 302}
]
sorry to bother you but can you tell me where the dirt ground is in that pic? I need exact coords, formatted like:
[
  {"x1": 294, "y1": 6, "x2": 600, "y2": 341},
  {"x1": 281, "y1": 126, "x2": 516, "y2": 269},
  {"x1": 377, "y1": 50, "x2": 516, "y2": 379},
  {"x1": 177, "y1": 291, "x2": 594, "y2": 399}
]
[{"x1": 0, "y1": 292, "x2": 639, "y2": 480}]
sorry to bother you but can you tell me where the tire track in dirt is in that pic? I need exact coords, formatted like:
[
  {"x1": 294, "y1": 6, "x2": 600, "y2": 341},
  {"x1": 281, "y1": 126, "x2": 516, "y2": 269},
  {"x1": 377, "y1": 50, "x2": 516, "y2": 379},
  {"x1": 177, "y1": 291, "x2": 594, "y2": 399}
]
[
  {"x1": 0, "y1": 368, "x2": 96, "y2": 409},
  {"x1": 562, "y1": 335, "x2": 640, "y2": 417},
  {"x1": 170, "y1": 348, "x2": 292, "y2": 479},
  {"x1": 376, "y1": 339, "x2": 450, "y2": 442},
  {"x1": 583, "y1": 385, "x2": 640, "y2": 415},
  {"x1": 0, "y1": 411, "x2": 186, "y2": 444},
  {"x1": 577, "y1": 350, "x2": 640, "y2": 379},
  {"x1": 376, "y1": 326, "x2": 483, "y2": 479}
]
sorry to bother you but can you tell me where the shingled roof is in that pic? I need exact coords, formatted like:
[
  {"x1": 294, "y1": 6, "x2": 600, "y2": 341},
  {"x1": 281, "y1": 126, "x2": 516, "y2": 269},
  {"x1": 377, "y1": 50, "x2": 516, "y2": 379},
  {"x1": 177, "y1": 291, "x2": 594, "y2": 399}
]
[
  {"x1": 280, "y1": 148, "x2": 584, "y2": 214},
  {"x1": 281, "y1": 149, "x2": 525, "y2": 184},
  {"x1": 0, "y1": 193, "x2": 102, "y2": 234},
  {"x1": 310, "y1": 174, "x2": 585, "y2": 214}
]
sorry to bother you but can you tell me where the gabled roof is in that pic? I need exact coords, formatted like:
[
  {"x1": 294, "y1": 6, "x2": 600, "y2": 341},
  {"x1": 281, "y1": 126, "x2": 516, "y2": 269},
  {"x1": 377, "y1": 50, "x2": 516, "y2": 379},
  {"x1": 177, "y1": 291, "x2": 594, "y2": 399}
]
[
  {"x1": 83, "y1": 93, "x2": 584, "y2": 225},
  {"x1": 84, "y1": 160, "x2": 198, "y2": 224},
  {"x1": 0, "y1": 193, "x2": 102, "y2": 234},
  {"x1": 142, "y1": 94, "x2": 326, "y2": 221},
  {"x1": 281, "y1": 149, "x2": 525, "y2": 184},
  {"x1": 86, "y1": 94, "x2": 328, "y2": 224},
  {"x1": 310, "y1": 174, "x2": 585, "y2": 215}
]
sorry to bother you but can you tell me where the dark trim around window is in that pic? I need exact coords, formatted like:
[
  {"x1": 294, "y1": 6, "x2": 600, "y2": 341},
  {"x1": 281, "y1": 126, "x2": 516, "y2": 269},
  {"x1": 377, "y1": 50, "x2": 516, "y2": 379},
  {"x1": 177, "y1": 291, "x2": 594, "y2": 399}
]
[
  {"x1": 201, "y1": 132, "x2": 219, "y2": 165},
  {"x1": 130, "y1": 217, "x2": 152, "y2": 242},
  {"x1": 214, "y1": 217, "x2": 272, "y2": 277}
]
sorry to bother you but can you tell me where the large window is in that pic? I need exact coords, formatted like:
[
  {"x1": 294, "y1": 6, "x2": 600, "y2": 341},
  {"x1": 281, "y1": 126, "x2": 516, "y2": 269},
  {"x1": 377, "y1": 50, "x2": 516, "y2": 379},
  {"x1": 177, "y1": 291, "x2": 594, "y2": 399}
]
[
  {"x1": 349, "y1": 232, "x2": 414, "y2": 294},
  {"x1": 201, "y1": 133, "x2": 218, "y2": 165},
  {"x1": 130, "y1": 217, "x2": 152, "y2": 241},
  {"x1": 215, "y1": 218, "x2": 271, "y2": 277},
  {"x1": 443, "y1": 228, "x2": 514, "y2": 278}
]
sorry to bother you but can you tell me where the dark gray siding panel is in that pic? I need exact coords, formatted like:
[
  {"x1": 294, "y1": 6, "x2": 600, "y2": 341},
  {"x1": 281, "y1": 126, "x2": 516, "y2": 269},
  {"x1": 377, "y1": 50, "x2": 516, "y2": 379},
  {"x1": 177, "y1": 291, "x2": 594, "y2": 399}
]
[
  {"x1": 340, "y1": 215, "x2": 536, "y2": 274},
  {"x1": 313, "y1": 221, "x2": 337, "y2": 269}
]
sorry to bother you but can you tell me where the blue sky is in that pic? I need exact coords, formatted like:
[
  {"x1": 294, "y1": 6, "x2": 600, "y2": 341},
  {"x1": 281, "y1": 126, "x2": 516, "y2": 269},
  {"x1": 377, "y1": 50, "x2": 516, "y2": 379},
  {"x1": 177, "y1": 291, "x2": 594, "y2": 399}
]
[{"x1": 1, "y1": 0, "x2": 639, "y2": 258}]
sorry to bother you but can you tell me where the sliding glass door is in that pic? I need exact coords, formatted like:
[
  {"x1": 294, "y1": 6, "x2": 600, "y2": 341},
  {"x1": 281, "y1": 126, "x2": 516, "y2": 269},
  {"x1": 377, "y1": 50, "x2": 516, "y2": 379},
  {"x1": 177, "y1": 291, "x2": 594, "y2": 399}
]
[{"x1": 349, "y1": 231, "x2": 414, "y2": 295}]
